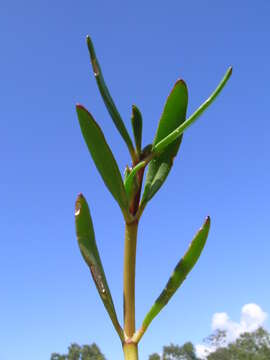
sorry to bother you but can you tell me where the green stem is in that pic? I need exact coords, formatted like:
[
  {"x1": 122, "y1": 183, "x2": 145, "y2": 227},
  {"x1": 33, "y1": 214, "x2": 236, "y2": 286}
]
[
  {"x1": 123, "y1": 221, "x2": 139, "y2": 359},
  {"x1": 123, "y1": 222, "x2": 138, "y2": 338},
  {"x1": 123, "y1": 343, "x2": 138, "y2": 360}
]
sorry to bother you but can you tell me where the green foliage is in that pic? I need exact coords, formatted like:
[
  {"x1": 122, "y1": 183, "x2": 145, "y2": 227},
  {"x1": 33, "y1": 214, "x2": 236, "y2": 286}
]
[
  {"x1": 51, "y1": 343, "x2": 106, "y2": 360},
  {"x1": 75, "y1": 35, "x2": 232, "y2": 359},
  {"x1": 67, "y1": 343, "x2": 81, "y2": 360},
  {"x1": 86, "y1": 36, "x2": 135, "y2": 160},
  {"x1": 51, "y1": 355, "x2": 66, "y2": 360},
  {"x1": 163, "y1": 342, "x2": 198, "y2": 360},
  {"x1": 51, "y1": 328, "x2": 270, "y2": 359},
  {"x1": 80, "y1": 343, "x2": 106, "y2": 360},
  {"x1": 148, "y1": 342, "x2": 198, "y2": 360},
  {"x1": 204, "y1": 330, "x2": 227, "y2": 350},
  {"x1": 207, "y1": 327, "x2": 270, "y2": 360},
  {"x1": 124, "y1": 160, "x2": 146, "y2": 203},
  {"x1": 75, "y1": 194, "x2": 123, "y2": 341},
  {"x1": 141, "y1": 80, "x2": 188, "y2": 207},
  {"x1": 131, "y1": 105, "x2": 143, "y2": 155},
  {"x1": 149, "y1": 354, "x2": 161, "y2": 360},
  {"x1": 141, "y1": 217, "x2": 210, "y2": 335},
  {"x1": 152, "y1": 67, "x2": 232, "y2": 156},
  {"x1": 76, "y1": 105, "x2": 130, "y2": 221},
  {"x1": 148, "y1": 328, "x2": 270, "y2": 360}
]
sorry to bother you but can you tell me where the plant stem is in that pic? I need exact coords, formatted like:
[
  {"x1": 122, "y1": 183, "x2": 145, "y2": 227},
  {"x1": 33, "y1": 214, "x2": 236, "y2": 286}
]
[
  {"x1": 123, "y1": 343, "x2": 138, "y2": 360},
  {"x1": 123, "y1": 221, "x2": 139, "y2": 359},
  {"x1": 123, "y1": 221, "x2": 138, "y2": 337}
]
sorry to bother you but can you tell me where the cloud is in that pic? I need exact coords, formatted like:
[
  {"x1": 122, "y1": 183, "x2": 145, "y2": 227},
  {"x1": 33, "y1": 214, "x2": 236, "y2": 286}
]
[
  {"x1": 241, "y1": 303, "x2": 267, "y2": 332},
  {"x1": 196, "y1": 344, "x2": 212, "y2": 359},
  {"x1": 195, "y1": 303, "x2": 268, "y2": 359}
]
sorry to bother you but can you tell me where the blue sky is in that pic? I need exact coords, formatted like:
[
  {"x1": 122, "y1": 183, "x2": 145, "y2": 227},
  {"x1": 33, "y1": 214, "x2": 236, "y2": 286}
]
[{"x1": 0, "y1": 0, "x2": 269, "y2": 359}]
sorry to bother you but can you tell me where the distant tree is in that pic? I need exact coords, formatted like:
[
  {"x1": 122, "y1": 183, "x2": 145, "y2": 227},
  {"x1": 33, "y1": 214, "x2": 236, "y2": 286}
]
[
  {"x1": 149, "y1": 342, "x2": 198, "y2": 360},
  {"x1": 163, "y1": 342, "x2": 198, "y2": 360},
  {"x1": 50, "y1": 343, "x2": 105, "y2": 360},
  {"x1": 67, "y1": 343, "x2": 81, "y2": 360},
  {"x1": 81, "y1": 343, "x2": 106, "y2": 360},
  {"x1": 148, "y1": 328, "x2": 270, "y2": 360},
  {"x1": 207, "y1": 327, "x2": 270, "y2": 360},
  {"x1": 51, "y1": 354, "x2": 66, "y2": 360},
  {"x1": 149, "y1": 354, "x2": 161, "y2": 360},
  {"x1": 203, "y1": 330, "x2": 227, "y2": 350}
]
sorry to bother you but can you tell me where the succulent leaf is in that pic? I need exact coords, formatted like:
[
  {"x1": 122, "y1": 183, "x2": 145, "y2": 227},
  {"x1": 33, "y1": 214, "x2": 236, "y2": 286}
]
[
  {"x1": 75, "y1": 194, "x2": 123, "y2": 341},
  {"x1": 131, "y1": 105, "x2": 143, "y2": 154},
  {"x1": 76, "y1": 104, "x2": 130, "y2": 221},
  {"x1": 141, "y1": 80, "x2": 188, "y2": 206},
  {"x1": 140, "y1": 217, "x2": 210, "y2": 337},
  {"x1": 153, "y1": 67, "x2": 233, "y2": 155},
  {"x1": 86, "y1": 35, "x2": 135, "y2": 160},
  {"x1": 124, "y1": 161, "x2": 146, "y2": 202}
]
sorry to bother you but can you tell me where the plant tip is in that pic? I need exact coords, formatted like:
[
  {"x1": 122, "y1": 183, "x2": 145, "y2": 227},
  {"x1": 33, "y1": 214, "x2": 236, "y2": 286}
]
[
  {"x1": 76, "y1": 104, "x2": 86, "y2": 111},
  {"x1": 175, "y1": 78, "x2": 187, "y2": 88},
  {"x1": 86, "y1": 35, "x2": 91, "y2": 44}
]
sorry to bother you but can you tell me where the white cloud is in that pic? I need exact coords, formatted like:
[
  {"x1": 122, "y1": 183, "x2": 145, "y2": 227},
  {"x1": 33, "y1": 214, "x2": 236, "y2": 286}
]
[
  {"x1": 240, "y1": 303, "x2": 267, "y2": 332},
  {"x1": 195, "y1": 303, "x2": 268, "y2": 359},
  {"x1": 196, "y1": 344, "x2": 212, "y2": 359}
]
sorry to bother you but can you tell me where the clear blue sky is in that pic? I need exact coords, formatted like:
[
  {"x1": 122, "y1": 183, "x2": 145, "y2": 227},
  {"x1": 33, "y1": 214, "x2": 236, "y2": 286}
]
[{"x1": 1, "y1": 1, "x2": 269, "y2": 359}]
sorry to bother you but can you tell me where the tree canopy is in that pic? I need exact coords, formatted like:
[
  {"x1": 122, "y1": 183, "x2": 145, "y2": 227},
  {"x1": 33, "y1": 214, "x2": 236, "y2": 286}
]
[
  {"x1": 50, "y1": 327, "x2": 270, "y2": 359},
  {"x1": 148, "y1": 327, "x2": 270, "y2": 360},
  {"x1": 50, "y1": 343, "x2": 106, "y2": 360}
]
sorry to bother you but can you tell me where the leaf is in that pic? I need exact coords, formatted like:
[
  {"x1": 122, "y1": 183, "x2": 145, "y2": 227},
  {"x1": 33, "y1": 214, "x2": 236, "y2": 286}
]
[
  {"x1": 153, "y1": 67, "x2": 233, "y2": 155},
  {"x1": 76, "y1": 104, "x2": 130, "y2": 221},
  {"x1": 86, "y1": 35, "x2": 135, "y2": 160},
  {"x1": 141, "y1": 80, "x2": 188, "y2": 205},
  {"x1": 75, "y1": 194, "x2": 124, "y2": 341},
  {"x1": 124, "y1": 160, "x2": 146, "y2": 201},
  {"x1": 131, "y1": 105, "x2": 143, "y2": 154},
  {"x1": 136, "y1": 217, "x2": 210, "y2": 341}
]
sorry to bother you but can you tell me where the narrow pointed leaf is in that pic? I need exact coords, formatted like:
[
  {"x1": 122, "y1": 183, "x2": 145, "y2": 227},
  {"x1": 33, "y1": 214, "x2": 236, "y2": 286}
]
[
  {"x1": 75, "y1": 194, "x2": 124, "y2": 340},
  {"x1": 86, "y1": 35, "x2": 135, "y2": 160},
  {"x1": 124, "y1": 160, "x2": 146, "y2": 201},
  {"x1": 124, "y1": 166, "x2": 131, "y2": 184},
  {"x1": 76, "y1": 104, "x2": 130, "y2": 221},
  {"x1": 153, "y1": 67, "x2": 232, "y2": 155},
  {"x1": 138, "y1": 217, "x2": 210, "y2": 340},
  {"x1": 131, "y1": 105, "x2": 143, "y2": 154},
  {"x1": 141, "y1": 80, "x2": 188, "y2": 205}
]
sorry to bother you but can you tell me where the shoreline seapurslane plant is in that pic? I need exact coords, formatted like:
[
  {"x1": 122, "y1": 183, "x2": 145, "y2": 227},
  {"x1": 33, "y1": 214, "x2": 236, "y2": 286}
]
[{"x1": 74, "y1": 35, "x2": 232, "y2": 360}]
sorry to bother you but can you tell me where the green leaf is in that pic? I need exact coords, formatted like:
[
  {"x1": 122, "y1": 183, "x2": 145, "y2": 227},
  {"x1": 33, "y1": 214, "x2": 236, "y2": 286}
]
[
  {"x1": 141, "y1": 80, "x2": 188, "y2": 206},
  {"x1": 138, "y1": 217, "x2": 210, "y2": 340},
  {"x1": 86, "y1": 35, "x2": 135, "y2": 161},
  {"x1": 75, "y1": 194, "x2": 123, "y2": 341},
  {"x1": 131, "y1": 105, "x2": 143, "y2": 154},
  {"x1": 153, "y1": 67, "x2": 233, "y2": 155},
  {"x1": 124, "y1": 160, "x2": 146, "y2": 202},
  {"x1": 76, "y1": 104, "x2": 130, "y2": 221}
]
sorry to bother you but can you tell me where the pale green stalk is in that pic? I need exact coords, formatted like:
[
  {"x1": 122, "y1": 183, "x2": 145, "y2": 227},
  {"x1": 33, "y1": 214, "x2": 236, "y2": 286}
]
[{"x1": 123, "y1": 221, "x2": 139, "y2": 359}]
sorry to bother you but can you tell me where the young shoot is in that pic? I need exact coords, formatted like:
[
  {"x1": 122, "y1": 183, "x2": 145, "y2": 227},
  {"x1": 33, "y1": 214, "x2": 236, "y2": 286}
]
[{"x1": 75, "y1": 35, "x2": 232, "y2": 360}]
